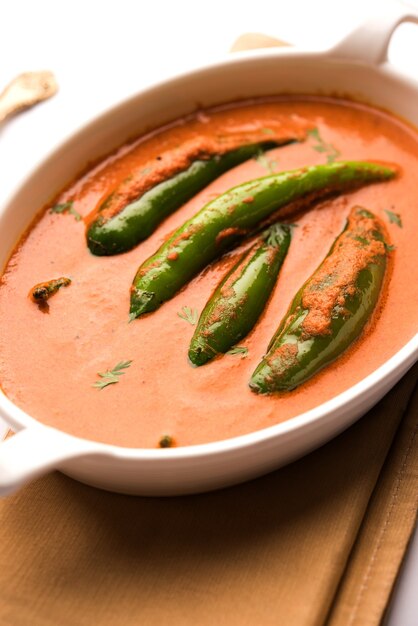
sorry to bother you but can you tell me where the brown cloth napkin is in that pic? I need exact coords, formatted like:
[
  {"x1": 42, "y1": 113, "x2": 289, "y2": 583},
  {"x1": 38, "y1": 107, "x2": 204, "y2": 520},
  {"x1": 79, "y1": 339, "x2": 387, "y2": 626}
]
[{"x1": 1, "y1": 34, "x2": 417, "y2": 626}]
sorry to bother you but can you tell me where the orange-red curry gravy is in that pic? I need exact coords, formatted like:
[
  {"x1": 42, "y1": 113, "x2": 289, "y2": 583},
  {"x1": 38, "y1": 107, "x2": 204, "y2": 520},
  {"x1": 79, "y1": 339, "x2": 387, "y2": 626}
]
[{"x1": 0, "y1": 97, "x2": 417, "y2": 448}]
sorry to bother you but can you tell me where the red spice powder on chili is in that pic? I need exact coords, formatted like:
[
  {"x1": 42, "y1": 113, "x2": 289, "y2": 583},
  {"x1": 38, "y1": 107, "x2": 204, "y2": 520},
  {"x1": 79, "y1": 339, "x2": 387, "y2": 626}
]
[
  {"x1": 91, "y1": 131, "x2": 298, "y2": 221},
  {"x1": 301, "y1": 207, "x2": 388, "y2": 337},
  {"x1": 215, "y1": 227, "x2": 245, "y2": 246}
]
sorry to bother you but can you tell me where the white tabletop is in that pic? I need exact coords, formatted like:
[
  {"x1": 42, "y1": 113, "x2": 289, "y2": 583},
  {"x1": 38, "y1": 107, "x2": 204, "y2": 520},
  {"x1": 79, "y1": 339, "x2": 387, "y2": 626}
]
[{"x1": 0, "y1": 1, "x2": 417, "y2": 624}]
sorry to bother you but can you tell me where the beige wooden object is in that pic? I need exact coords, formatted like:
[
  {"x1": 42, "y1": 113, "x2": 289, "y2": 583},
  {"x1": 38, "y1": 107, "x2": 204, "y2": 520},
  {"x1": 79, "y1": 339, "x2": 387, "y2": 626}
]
[{"x1": 0, "y1": 71, "x2": 58, "y2": 123}]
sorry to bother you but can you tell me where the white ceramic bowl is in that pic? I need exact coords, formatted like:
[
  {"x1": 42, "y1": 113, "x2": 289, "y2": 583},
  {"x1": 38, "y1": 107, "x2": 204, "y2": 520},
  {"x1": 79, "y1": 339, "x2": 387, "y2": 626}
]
[{"x1": 1, "y1": 6, "x2": 417, "y2": 497}]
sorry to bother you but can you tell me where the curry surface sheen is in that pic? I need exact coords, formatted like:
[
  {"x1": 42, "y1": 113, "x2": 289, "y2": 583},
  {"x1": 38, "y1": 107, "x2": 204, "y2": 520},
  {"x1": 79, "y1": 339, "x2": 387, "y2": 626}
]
[{"x1": 0, "y1": 97, "x2": 417, "y2": 448}]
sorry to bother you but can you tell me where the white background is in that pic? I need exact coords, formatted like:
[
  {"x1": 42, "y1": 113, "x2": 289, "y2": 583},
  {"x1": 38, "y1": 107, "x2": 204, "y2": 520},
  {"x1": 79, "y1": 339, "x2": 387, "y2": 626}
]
[{"x1": 0, "y1": 1, "x2": 417, "y2": 624}]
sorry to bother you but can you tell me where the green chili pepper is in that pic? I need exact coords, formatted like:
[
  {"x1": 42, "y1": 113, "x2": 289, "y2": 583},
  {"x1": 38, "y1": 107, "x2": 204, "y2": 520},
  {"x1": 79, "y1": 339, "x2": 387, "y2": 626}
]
[
  {"x1": 130, "y1": 161, "x2": 395, "y2": 319},
  {"x1": 188, "y1": 224, "x2": 291, "y2": 366},
  {"x1": 87, "y1": 141, "x2": 288, "y2": 255},
  {"x1": 249, "y1": 206, "x2": 389, "y2": 393}
]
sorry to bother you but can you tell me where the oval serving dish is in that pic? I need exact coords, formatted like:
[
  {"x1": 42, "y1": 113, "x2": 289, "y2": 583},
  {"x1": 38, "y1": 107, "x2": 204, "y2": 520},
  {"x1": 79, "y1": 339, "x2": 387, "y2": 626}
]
[{"x1": 0, "y1": 6, "x2": 417, "y2": 496}]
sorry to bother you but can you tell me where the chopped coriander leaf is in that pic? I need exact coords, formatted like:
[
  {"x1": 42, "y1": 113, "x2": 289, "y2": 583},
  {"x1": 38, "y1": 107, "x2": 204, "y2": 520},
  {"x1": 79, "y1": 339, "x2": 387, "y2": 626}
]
[
  {"x1": 50, "y1": 201, "x2": 82, "y2": 222},
  {"x1": 307, "y1": 127, "x2": 340, "y2": 164},
  {"x1": 384, "y1": 210, "x2": 402, "y2": 228},
  {"x1": 326, "y1": 151, "x2": 340, "y2": 164},
  {"x1": 93, "y1": 360, "x2": 133, "y2": 390},
  {"x1": 307, "y1": 128, "x2": 320, "y2": 140},
  {"x1": 266, "y1": 225, "x2": 287, "y2": 247},
  {"x1": 177, "y1": 306, "x2": 198, "y2": 325},
  {"x1": 255, "y1": 150, "x2": 277, "y2": 174},
  {"x1": 226, "y1": 346, "x2": 248, "y2": 357}
]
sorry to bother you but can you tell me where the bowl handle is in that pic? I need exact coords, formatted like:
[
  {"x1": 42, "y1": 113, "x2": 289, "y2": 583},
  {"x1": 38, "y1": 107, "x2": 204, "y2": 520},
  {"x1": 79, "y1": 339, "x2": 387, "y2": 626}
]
[
  {"x1": 0, "y1": 426, "x2": 92, "y2": 497},
  {"x1": 331, "y1": 3, "x2": 418, "y2": 65}
]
